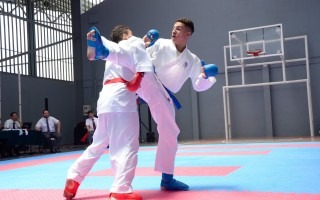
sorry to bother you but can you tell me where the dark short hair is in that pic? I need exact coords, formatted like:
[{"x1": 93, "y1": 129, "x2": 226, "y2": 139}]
[
  {"x1": 10, "y1": 112, "x2": 18, "y2": 117},
  {"x1": 87, "y1": 110, "x2": 93, "y2": 115},
  {"x1": 175, "y1": 17, "x2": 194, "y2": 34},
  {"x1": 110, "y1": 25, "x2": 131, "y2": 43},
  {"x1": 42, "y1": 109, "x2": 49, "y2": 114}
]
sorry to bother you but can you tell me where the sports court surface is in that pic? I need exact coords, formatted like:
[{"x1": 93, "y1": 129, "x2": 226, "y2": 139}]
[{"x1": 1, "y1": 138, "x2": 320, "y2": 200}]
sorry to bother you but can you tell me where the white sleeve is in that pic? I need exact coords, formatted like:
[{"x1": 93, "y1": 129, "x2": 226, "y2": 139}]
[
  {"x1": 85, "y1": 119, "x2": 90, "y2": 126},
  {"x1": 146, "y1": 38, "x2": 161, "y2": 58},
  {"x1": 102, "y1": 36, "x2": 154, "y2": 73},
  {"x1": 101, "y1": 36, "x2": 121, "y2": 63},
  {"x1": 101, "y1": 36, "x2": 135, "y2": 71},
  {"x1": 35, "y1": 119, "x2": 41, "y2": 129},
  {"x1": 132, "y1": 40, "x2": 154, "y2": 73},
  {"x1": 16, "y1": 122, "x2": 22, "y2": 129},
  {"x1": 190, "y1": 57, "x2": 216, "y2": 92},
  {"x1": 4, "y1": 120, "x2": 10, "y2": 129},
  {"x1": 51, "y1": 117, "x2": 59, "y2": 124}
]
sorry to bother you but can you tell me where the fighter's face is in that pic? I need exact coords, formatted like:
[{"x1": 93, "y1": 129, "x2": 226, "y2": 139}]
[{"x1": 171, "y1": 22, "x2": 191, "y2": 47}]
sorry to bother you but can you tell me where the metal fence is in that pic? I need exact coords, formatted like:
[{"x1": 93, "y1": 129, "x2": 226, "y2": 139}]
[
  {"x1": 0, "y1": 0, "x2": 105, "y2": 82},
  {"x1": 81, "y1": 0, "x2": 104, "y2": 13},
  {"x1": 0, "y1": 0, "x2": 73, "y2": 81}
]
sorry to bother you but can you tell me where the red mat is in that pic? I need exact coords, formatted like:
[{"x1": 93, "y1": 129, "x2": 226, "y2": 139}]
[
  {"x1": 1, "y1": 189, "x2": 320, "y2": 200},
  {"x1": 0, "y1": 151, "x2": 109, "y2": 172}
]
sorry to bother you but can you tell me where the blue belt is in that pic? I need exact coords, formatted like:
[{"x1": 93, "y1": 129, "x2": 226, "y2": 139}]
[
  {"x1": 164, "y1": 87, "x2": 182, "y2": 110},
  {"x1": 136, "y1": 79, "x2": 182, "y2": 109}
]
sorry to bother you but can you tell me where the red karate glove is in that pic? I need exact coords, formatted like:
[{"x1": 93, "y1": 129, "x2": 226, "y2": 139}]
[{"x1": 126, "y1": 72, "x2": 144, "y2": 92}]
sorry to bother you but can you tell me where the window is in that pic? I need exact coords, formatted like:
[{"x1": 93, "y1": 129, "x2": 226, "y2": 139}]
[{"x1": 0, "y1": 0, "x2": 74, "y2": 81}]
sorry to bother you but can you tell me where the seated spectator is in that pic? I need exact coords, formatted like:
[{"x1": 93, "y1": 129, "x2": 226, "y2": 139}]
[
  {"x1": 4, "y1": 112, "x2": 22, "y2": 129},
  {"x1": 85, "y1": 111, "x2": 98, "y2": 145},
  {"x1": 35, "y1": 110, "x2": 62, "y2": 153},
  {"x1": 2, "y1": 112, "x2": 22, "y2": 157}
]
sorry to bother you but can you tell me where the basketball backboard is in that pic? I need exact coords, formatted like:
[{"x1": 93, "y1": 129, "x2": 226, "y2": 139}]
[{"x1": 229, "y1": 24, "x2": 284, "y2": 61}]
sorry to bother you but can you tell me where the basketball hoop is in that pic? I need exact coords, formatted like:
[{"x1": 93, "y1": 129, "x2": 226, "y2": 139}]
[{"x1": 247, "y1": 49, "x2": 262, "y2": 57}]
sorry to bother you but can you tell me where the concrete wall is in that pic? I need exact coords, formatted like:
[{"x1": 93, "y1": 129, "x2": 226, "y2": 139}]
[{"x1": 79, "y1": 0, "x2": 320, "y2": 140}]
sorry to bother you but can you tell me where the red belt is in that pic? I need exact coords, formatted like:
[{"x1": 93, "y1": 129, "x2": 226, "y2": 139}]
[{"x1": 104, "y1": 77, "x2": 128, "y2": 85}]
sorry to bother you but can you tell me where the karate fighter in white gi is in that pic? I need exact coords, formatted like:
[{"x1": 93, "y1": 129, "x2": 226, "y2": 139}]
[
  {"x1": 88, "y1": 18, "x2": 218, "y2": 192},
  {"x1": 63, "y1": 25, "x2": 153, "y2": 200},
  {"x1": 141, "y1": 18, "x2": 218, "y2": 191},
  {"x1": 69, "y1": 17, "x2": 218, "y2": 195}
]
